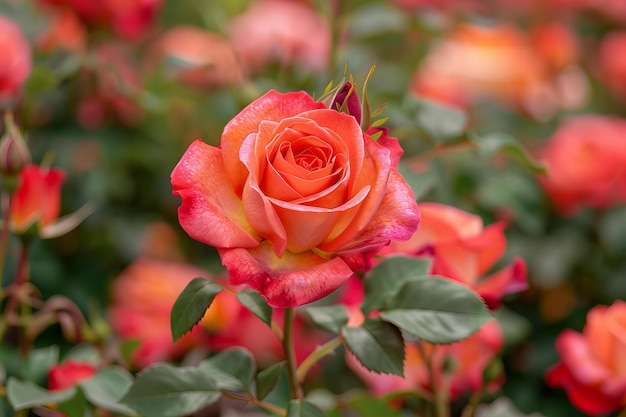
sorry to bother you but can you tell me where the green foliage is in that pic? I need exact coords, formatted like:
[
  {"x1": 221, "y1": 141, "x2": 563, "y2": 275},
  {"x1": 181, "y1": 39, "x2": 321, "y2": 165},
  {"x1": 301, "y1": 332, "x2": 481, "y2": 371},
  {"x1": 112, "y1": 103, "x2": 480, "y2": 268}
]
[
  {"x1": 170, "y1": 278, "x2": 223, "y2": 342},
  {"x1": 256, "y1": 362, "x2": 285, "y2": 400},
  {"x1": 409, "y1": 97, "x2": 468, "y2": 143},
  {"x1": 379, "y1": 277, "x2": 492, "y2": 344},
  {"x1": 286, "y1": 399, "x2": 328, "y2": 417},
  {"x1": 470, "y1": 132, "x2": 547, "y2": 174},
  {"x1": 349, "y1": 395, "x2": 405, "y2": 417},
  {"x1": 342, "y1": 318, "x2": 405, "y2": 376},
  {"x1": 198, "y1": 348, "x2": 256, "y2": 391},
  {"x1": 7, "y1": 378, "x2": 76, "y2": 410},
  {"x1": 238, "y1": 290, "x2": 273, "y2": 326},
  {"x1": 362, "y1": 256, "x2": 432, "y2": 315},
  {"x1": 80, "y1": 367, "x2": 135, "y2": 415},
  {"x1": 302, "y1": 305, "x2": 349, "y2": 333},
  {"x1": 120, "y1": 364, "x2": 221, "y2": 417}
]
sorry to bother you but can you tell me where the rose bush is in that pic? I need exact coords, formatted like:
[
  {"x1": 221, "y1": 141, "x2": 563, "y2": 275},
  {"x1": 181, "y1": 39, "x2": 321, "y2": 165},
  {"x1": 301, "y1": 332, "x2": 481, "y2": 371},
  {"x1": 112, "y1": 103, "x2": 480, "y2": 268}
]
[
  {"x1": 171, "y1": 89, "x2": 420, "y2": 307},
  {"x1": 546, "y1": 300, "x2": 626, "y2": 415}
]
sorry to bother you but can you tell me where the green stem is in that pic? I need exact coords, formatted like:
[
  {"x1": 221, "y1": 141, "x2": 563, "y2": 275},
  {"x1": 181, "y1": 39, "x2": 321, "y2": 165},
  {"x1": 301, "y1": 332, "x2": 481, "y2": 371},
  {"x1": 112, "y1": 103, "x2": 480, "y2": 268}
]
[
  {"x1": 283, "y1": 308, "x2": 303, "y2": 400},
  {"x1": 1, "y1": 241, "x2": 30, "y2": 341},
  {"x1": 296, "y1": 335, "x2": 343, "y2": 383},
  {"x1": 416, "y1": 342, "x2": 448, "y2": 417},
  {"x1": 460, "y1": 387, "x2": 484, "y2": 417},
  {"x1": 222, "y1": 391, "x2": 287, "y2": 417}
]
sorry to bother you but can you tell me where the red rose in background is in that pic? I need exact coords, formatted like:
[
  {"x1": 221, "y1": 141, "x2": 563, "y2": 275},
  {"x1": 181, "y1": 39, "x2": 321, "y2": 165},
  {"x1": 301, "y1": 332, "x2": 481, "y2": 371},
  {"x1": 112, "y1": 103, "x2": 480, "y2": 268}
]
[
  {"x1": 48, "y1": 361, "x2": 96, "y2": 391},
  {"x1": 10, "y1": 165, "x2": 65, "y2": 235},
  {"x1": 38, "y1": 0, "x2": 161, "y2": 40},
  {"x1": 171, "y1": 90, "x2": 420, "y2": 307},
  {"x1": 597, "y1": 31, "x2": 626, "y2": 102},
  {"x1": 546, "y1": 300, "x2": 626, "y2": 415},
  {"x1": 538, "y1": 115, "x2": 626, "y2": 215},
  {"x1": 379, "y1": 202, "x2": 527, "y2": 308},
  {"x1": 0, "y1": 15, "x2": 32, "y2": 101}
]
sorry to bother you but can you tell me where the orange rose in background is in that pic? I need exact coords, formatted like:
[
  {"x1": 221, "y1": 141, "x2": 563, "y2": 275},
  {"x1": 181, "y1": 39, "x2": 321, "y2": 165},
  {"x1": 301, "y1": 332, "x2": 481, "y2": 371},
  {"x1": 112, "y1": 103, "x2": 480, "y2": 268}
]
[
  {"x1": 348, "y1": 319, "x2": 504, "y2": 399},
  {"x1": 538, "y1": 115, "x2": 626, "y2": 215},
  {"x1": 0, "y1": 15, "x2": 32, "y2": 101},
  {"x1": 379, "y1": 202, "x2": 527, "y2": 308},
  {"x1": 546, "y1": 300, "x2": 626, "y2": 416},
  {"x1": 48, "y1": 361, "x2": 96, "y2": 391},
  {"x1": 108, "y1": 258, "x2": 239, "y2": 368},
  {"x1": 411, "y1": 23, "x2": 585, "y2": 119},
  {"x1": 171, "y1": 90, "x2": 420, "y2": 307},
  {"x1": 228, "y1": 0, "x2": 331, "y2": 75},
  {"x1": 145, "y1": 26, "x2": 244, "y2": 90}
]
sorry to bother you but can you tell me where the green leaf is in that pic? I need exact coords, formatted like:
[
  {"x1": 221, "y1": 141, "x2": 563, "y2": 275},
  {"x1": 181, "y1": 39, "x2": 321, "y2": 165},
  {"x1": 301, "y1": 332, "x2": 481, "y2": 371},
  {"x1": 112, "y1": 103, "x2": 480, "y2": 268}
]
[
  {"x1": 237, "y1": 290, "x2": 273, "y2": 326},
  {"x1": 198, "y1": 348, "x2": 256, "y2": 391},
  {"x1": 379, "y1": 277, "x2": 491, "y2": 344},
  {"x1": 470, "y1": 132, "x2": 547, "y2": 173},
  {"x1": 22, "y1": 346, "x2": 59, "y2": 384},
  {"x1": 302, "y1": 305, "x2": 349, "y2": 333},
  {"x1": 120, "y1": 364, "x2": 221, "y2": 417},
  {"x1": 341, "y1": 318, "x2": 404, "y2": 376},
  {"x1": 362, "y1": 256, "x2": 433, "y2": 315},
  {"x1": 57, "y1": 387, "x2": 88, "y2": 417},
  {"x1": 349, "y1": 395, "x2": 404, "y2": 417},
  {"x1": 170, "y1": 278, "x2": 223, "y2": 342},
  {"x1": 398, "y1": 161, "x2": 437, "y2": 200},
  {"x1": 80, "y1": 367, "x2": 135, "y2": 415},
  {"x1": 256, "y1": 362, "x2": 285, "y2": 400},
  {"x1": 413, "y1": 98, "x2": 467, "y2": 142},
  {"x1": 7, "y1": 378, "x2": 76, "y2": 410},
  {"x1": 286, "y1": 400, "x2": 328, "y2": 417}
]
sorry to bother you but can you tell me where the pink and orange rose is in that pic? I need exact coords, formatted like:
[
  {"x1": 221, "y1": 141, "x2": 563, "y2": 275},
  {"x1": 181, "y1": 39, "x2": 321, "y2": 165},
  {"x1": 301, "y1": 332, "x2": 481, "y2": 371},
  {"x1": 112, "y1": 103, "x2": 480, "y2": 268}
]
[
  {"x1": 538, "y1": 115, "x2": 626, "y2": 215},
  {"x1": 171, "y1": 89, "x2": 420, "y2": 307},
  {"x1": 379, "y1": 202, "x2": 527, "y2": 308},
  {"x1": 348, "y1": 319, "x2": 504, "y2": 399},
  {"x1": 546, "y1": 300, "x2": 626, "y2": 415}
]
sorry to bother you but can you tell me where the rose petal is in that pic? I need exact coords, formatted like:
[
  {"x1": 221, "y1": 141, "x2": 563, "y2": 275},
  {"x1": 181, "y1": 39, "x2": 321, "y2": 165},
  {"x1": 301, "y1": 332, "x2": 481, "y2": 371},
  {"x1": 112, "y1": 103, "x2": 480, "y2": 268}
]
[
  {"x1": 320, "y1": 136, "x2": 392, "y2": 252},
  {"x1": 463, "y1": 221, "x2": 508, "y2": 277},
  {"x1": 475, "y1": 257, "x2": 528, "y2": 308},
  {"x1": 546, "y1": 362, "x2": 623, "y2": 416},
  {"x1": 171, "y1": 140, "x2": 260, "y2": 248},
  {"x1": 271, "y1": 186, "x2": 370, "y2": 253},
  {"x1": 219, "y1": 242, "x2": 354, "y2": 307},
  {"x1": 337, "y1": 169, "x2": 421, "y2": 254},
  {"x1": 556, "y1": 330, "x2": 610, "y2": 385},
  {"x1": 221, "y1": 90, "x2": 325, "y2": 194}
]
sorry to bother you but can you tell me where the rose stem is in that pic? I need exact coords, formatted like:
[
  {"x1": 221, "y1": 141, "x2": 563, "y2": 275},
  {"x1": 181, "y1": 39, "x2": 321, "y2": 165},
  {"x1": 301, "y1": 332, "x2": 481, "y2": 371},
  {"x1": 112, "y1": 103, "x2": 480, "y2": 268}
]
[{"x1": 283, "y1": 307, "x2": 304, "y2": 400}]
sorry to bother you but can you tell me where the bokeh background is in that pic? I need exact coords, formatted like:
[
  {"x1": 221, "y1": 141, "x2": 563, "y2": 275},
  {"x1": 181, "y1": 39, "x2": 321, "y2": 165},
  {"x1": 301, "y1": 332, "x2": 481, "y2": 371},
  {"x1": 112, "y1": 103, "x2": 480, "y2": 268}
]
[{"x1": 2, "y1": 0, "x2": 626, "y2": 416}]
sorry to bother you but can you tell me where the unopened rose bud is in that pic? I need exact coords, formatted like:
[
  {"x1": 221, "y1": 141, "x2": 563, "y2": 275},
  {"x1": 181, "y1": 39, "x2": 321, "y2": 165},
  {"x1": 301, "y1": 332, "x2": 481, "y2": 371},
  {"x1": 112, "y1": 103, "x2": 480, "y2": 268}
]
[
  {"x1": 331, "y1": 82, "x2": 362, "y2": 124},
  {"x1": 0, "y1": 129, "x2": 31, "y2": 177}
]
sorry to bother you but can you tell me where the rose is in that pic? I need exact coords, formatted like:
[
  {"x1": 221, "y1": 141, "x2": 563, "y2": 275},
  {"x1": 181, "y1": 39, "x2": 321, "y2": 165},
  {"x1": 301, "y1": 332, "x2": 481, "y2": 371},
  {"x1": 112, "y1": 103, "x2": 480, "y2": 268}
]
[
  {"x1": 144, "y1": 26, "x2": 243, "y2": 90},
  {"x1": 48, "y1": 361, "x2": 96, "y2": 391},
  {"x1": 538, "y1": 115, "x2": 626, "y2": 215},
  {"x1": 171, "y1": 89, "x2": 420, "y2": 307},
  {"x1": 546, "y1": 300, "x2": 626, "y2": 415},
  {"x1": 228, "y1": 0, "x2": 331, "y2": 74},
  {"x1": 108, "y1": 258, "x2": 239, "y2": 368},
  {"x1": 348, "y1": 320, "x2": 504, "y2": 399},
  {"x1": 597, "y1": 31, "x2": 626, "y2": 101},
  {"x1": 343, "y1": 276, "x2": 505, "y2": 400},
  {"x1": 378, "y1": 202, "x2": 527, "y2": 308},
  {"x1": 0, "y1": 15, "x2": 31, "y2": 101}
]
